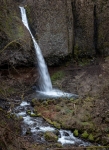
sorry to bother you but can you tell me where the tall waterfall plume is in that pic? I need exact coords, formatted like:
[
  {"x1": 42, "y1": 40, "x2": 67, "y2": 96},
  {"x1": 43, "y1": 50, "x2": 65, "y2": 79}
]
[
  {"x1": 19, "y1": 6, "x2": 78, "y2": 98},
  {"x1": 19, "y1": 6, "x2": 52, "y2": 92}
]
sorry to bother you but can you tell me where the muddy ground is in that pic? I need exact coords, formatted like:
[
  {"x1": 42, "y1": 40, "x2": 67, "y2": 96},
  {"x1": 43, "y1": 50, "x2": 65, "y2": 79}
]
[{"x1": 0, "y1": 57, "x2": 109, "y2": 149}]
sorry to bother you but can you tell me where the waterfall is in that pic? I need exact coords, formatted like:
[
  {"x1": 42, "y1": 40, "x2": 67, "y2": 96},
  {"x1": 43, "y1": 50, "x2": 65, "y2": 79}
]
[
  {"x1": 19, "y1": 6, "x2": 78, "y2": 98},
  {"x1": 19, "y1": 6, "x2": 52, "y2": 92}
]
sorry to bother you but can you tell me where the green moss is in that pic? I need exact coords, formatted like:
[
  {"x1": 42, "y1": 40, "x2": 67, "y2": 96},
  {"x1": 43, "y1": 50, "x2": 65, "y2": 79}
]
[
  {"x1": 42, "y1": 101, "x2": 49, "y2": 105},
  {"x1": 30, "y1": 113, "x2": 37, "y2": 117},
  {"x1": 74, "y1": 44, "x2": 80, "y2": 60},
  {"x1": 25, "y1": 6, "x2": 32, "y2": 23},
  {"x1": 52, "y1": 121, "x2": 61, "y2": 129},
  {"x1": 44, "y1": 131, "x2": 58, "y2": 142},
  {"x1": 32, "y1": 98, "x2": 35, "y2": 103},
  {"x1": 45, "y1": 118, "x2": 61, "y2": 129},
  {"x1": 73, "y1": 129, "x2": 79, "y2": 137},
  {"x1": 54, "y1": 143, "x2": 62, "y2": 148},
  {"x1": 81, "y1": 121, "x2": 94, "y2": 129},
  {"x1": 82, "y1": 131, "x2": 89, "y2": 138},
  {"x1": 26, "y1": 110, "x2": 31, "y2": 115},
  {"x1": 36, "y1": 113, "x2": 41, "y2": 117},
  {"x1": 88, "y1": 134, "x2": 94, "y2": 141},
  {"x1": 51, "y1": 71, "x2": 64, "y2": 82},
  {"x1": 55, "y1": 106, "x2": 61, "y2": 112},
  {"x1": 0, "y1": 108, "x2": 3, "y2": 111},
  {"x1": 6, "y1": 114, "x2": 11, "y2": 119},
  {"x1": 70, "y1": 98, "x2": 74, "y2": 101}
]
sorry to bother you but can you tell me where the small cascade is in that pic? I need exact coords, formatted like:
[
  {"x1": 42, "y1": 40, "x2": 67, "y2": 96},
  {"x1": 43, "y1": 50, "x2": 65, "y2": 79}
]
[
  {"x1": 19, "y1": 6, "x2": 78, "y2": 98},
  {"x1": 13, "y1": 101, "x2": 91, "y2": 146}
]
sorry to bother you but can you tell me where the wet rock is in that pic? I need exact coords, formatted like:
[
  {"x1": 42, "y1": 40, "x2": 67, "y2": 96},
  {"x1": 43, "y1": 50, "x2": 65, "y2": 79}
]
[
  {"x1": 35, "y1": 127, "x2": 40, "y2": 130},
  {"x1": 102, "y1": 136, "x2": 109, "y2": 145},
  {"x1": 63, "y1": 131, "x2": 69, "y2": 137},
  {"x1": 30, "y1": 113, "x2": 37, "y2": 117},
  {"x1": 0, "y1": 99, "x2": 10, "y2": 110},
  {"x1": 44, "y1": 131, "x2": 58, "y2": 142},
  {"x1": 53, "y1": 129, "x2": 60, "y2": 136},
  {"x1": 26, "y1": 110, "x2": 31, "y2": 115},
  {"x1": 54, "y1": 143, "x2": 62, "y2": 148},
  {"x1": 26, "y1": 128, "x2": 31, "y2": 135}
]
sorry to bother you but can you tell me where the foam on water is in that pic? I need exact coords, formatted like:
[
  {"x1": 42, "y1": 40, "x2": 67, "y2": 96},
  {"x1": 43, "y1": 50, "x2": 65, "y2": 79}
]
[
  {"x1": 40, "y1": 126, "x2": 55, "y2": 132},
  {"x1": 58, "y1": 136, "x2": 75, "y2": 145},
  {"x1": 38, "y1": 89, "x2": 78, "y2": 98},
  {"x1": 58, "y1": 130, "x2": 76, "y2": 145},
  {"x1": 58, "y1": 130, "x2": 90, "y2": 146},
  {"x1": 17, "y1": 112, "x2": 26, "y2": 116},
  {"x1": 20, "y1": 101, "x2": 29, "y2": 106},
  {"x1": 23, "y1": 116, "x2": 35, "y2": 125}
]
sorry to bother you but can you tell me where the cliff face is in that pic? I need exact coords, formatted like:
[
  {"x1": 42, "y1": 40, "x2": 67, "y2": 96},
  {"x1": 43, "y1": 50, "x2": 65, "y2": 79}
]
[
  {"x1": 25, "y1": 0, "x2": 73, "y2": 65},
  {"x1": 72, "y1": 0, "x2": 94, "y2": 56},
  {"x1": 26, "y1": 0, "x2": 109, "y2": 58},
  {"x1": 0, "y1": 0, "x2": 109, "y2": 67},
  {"x1": 72, "y1": 0, "x2": 109, "y2": 57}
]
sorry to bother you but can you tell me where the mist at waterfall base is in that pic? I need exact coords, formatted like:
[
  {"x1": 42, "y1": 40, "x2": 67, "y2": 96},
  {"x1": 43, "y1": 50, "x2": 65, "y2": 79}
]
[{"x1": 19, "y1": 6, "x2": 78, "y2": 99}]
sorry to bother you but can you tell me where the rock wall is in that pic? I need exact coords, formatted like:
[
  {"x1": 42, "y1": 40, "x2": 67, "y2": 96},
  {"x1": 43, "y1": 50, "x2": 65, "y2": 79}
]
[
  {"x1": 72, "y1": 0, "x2": 109, "y2": 57},
  {"x1": 0, "y1": 0, "x2": 109, "y2": 67},
  {"x1": 97, "y1": 0, "x2": 109, "y2": 55},
  {"x1": 72, "y1": 0, "x2": 94, "y2": 57},
  {"x1": 25, "y1": 0, "x2": 73, "y2": 65}
]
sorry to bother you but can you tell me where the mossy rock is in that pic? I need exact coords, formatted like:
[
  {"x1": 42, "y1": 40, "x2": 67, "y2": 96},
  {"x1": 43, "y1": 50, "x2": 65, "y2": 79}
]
[
  {"x1": 54, "y1": 143, "x2": 62, "y2": 148},
  {"x1": 30, "y1": 113, "x2": 37, "y2": 117},
  {"x1": 81, "y1": 131, "x2": 89, "y2": 139},
  {"x1": 0, "y1": 108, "x2": 3, "y2": 111},
  {"x1": 73, "y1": 129, "x2": 79, "y2": 137},
  {"x1": 37, "y1": 113, "x2": 41, "y2": 117},
  {"x1": 44, "y1": 131, "x2": 58, "y2": 142},
  {"x1": 31, "y1": 98, "x2": 38, "y2": 105},
  {"x1": 52, "y1": 121, "x2": 61, "y2": 129},
  {"x1": 45, "y1": 118, "x2": 61, "y2": 129},
  {"x1": 88, "y1": 134, "x2": 94, "y2": 141},
  {"x1": 26, "y1": 128, "x2": 31, "y2": 135},
  {"x1": 26, "y1": 110, "x2": 31, "y2": 115}
]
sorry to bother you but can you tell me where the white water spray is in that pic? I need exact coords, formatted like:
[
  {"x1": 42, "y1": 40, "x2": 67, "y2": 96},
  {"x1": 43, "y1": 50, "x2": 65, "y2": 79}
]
[{"x1": 19, "y1": 6, "x2": 78, "y2": 98}]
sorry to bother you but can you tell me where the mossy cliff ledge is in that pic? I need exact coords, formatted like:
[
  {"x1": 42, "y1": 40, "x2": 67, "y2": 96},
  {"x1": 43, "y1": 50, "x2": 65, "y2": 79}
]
[{"x1": 0, "y1": 0, "x2": 34, "y2": 67}]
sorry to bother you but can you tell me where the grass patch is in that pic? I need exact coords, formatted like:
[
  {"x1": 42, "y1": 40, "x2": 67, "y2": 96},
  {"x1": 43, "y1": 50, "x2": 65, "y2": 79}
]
[{"x1": 51, "y1": 71, "x2": 64, "y2": 82}]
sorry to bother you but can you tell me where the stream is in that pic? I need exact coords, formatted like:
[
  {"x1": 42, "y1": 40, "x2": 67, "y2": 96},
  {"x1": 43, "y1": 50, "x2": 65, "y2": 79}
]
[{"x1": 13, "y1": 100, "x2": 91, "y2": 147}]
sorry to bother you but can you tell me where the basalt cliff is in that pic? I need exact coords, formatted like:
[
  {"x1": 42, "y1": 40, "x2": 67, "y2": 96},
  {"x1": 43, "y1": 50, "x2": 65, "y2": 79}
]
[{"x1": 0, "y1": 0, "x2": 109, "y2": 66}]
